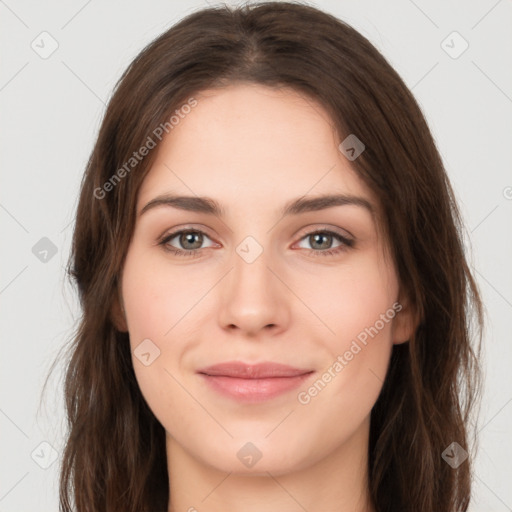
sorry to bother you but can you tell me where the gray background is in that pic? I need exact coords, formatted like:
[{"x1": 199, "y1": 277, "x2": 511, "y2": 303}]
[{"x1": 1, "y1": 0, "x2": 511, "y2": 510}]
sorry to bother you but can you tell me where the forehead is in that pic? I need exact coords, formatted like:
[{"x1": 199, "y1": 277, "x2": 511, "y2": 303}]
[{"x1": 138, "y1": 83, "x2": 377, "y2": 215}]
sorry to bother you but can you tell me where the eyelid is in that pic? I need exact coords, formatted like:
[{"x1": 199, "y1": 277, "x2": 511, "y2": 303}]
[
  {"x1": 158, "y1": 224, "x2": 216, "y2": 242},
  {"x1": 159, "y1": 224, "x2": 352, "y2": 243},
  {"x1": 293, "y1": 224, "x2": 354, "y2": 242}
]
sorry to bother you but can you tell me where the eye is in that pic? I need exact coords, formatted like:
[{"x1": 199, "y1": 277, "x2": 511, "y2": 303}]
[
  {"x1": 158, "y1": 227, "x2": 354, "y2": 259},
  {"x1": 159, "y1": 229, "x2": 216, "y2": 258},
  {"x1": 295, "y1": 229, "x2": 354, "y2": 257}
]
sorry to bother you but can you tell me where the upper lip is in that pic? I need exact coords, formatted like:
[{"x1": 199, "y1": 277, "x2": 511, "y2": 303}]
[{"x1": 197, "y1": 361, "x2": 314, "y2": 379}]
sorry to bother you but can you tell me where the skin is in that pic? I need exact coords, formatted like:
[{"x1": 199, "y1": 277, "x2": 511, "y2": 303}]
[{"x1": 113, "y1": 83, "x2": 415, "y2": 512}]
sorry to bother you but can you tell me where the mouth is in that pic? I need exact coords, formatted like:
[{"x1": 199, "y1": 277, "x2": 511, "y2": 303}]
[{"x1": 197, "y1": 361, "x2": 315, "y2": 403}]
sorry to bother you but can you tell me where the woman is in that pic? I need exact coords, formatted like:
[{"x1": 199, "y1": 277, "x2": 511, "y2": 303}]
[{"x1": 56, "y1": 2, "x2": 482, "y2": 511}]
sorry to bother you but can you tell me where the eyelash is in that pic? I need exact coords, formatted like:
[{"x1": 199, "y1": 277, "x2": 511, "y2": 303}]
[{"x1": 158, "y1": 228, "x2": 354, "y2": 259}]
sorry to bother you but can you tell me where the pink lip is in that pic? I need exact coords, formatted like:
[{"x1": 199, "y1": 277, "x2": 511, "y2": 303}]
[{"x1": 197, "y1": 361, "x2": 314, "y2": 403}]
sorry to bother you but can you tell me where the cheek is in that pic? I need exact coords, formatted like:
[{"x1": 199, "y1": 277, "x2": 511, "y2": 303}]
[
  {"x1": 122, "y1": 256, "x2": 197, "y2": 434},
  {"x1": 121, "y1": 248, "x2": 211, "y2": 419},
  {"x1": 298, "y1": 254, "x2": 397, "y2": 407},
  {"x1": 303, "y1": 253, "x2": 398, "y2": 348},
  {"x1": 121, "y1": 248, "x2": 204, "y2": 343}
]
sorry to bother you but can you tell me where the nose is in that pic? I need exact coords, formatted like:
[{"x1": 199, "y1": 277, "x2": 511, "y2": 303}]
[{"x1": 217, "y1": 246, "x2": 290, "y2": 337}]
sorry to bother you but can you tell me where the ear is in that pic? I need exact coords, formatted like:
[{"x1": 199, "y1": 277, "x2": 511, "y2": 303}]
[
  {"x1": 110, "y1": 286, "x2": 128, "y2": 333},
  {"x1": 391, "y1": 293, "x2": 418, "y2": 345}
]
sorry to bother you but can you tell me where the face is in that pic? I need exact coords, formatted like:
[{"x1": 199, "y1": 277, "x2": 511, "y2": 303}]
[{"x1": 116, "y1": 83, "x2": 413, "y2": 476}]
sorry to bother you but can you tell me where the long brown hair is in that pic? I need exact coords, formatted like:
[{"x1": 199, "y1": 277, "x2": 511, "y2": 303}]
[{"x1": 49, "y1": 2, "x2": 483, "y2": 511}]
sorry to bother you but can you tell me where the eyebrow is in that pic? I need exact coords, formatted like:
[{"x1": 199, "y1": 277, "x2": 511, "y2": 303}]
[{"x1": 139, "y1": 193, "x2": 374, "y2": 218}]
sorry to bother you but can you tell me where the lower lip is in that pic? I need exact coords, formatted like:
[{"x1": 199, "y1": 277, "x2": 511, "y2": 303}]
[{"x1": 199, "y1": 373, "x2": 314, "y2": 403}]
